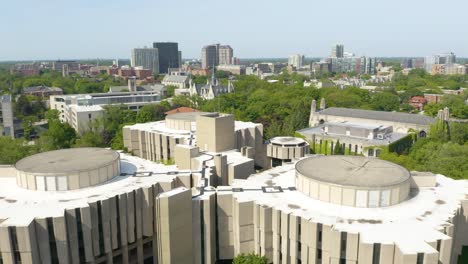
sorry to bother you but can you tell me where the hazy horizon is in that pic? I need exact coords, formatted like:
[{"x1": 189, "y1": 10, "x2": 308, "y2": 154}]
[{"x1": 1, "y1": 0, "x2": 467, "y2": 61}]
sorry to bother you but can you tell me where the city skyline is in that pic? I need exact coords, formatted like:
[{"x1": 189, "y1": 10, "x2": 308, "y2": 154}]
[{"x1": 1, "y1": 0, "x2": 468, "y2": 61}]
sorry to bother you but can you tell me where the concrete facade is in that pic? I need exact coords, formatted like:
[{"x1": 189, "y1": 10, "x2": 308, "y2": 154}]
[
  {"x1": 196, "y1": 114, "x2": 235, "y2": 152},
  {"x1": 15, "y1": 148, "x2": 120, "y2": 191},
  {"x1": 0, "y1": 149, "x2": 467, "y2": 264},
  {"x1": 267, "y1": 137, "x2": 310, "y2": 167},
  {"x1": 123, "y1": 112, "x2": 267, "y2": 168}
]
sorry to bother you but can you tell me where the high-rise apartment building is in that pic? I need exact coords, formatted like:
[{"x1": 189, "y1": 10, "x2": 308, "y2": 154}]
[
  {"x1": 201, "y1": 44, "x2": 234, "y2": 69},
  {"x1": 0, "y1": 95, "x2": 15, "y2": 138},
  {"x1": 218, "y1": 45, "x2": 233, "y2": 65},
  {"x1": 202, "y1": 44, "x2": 219, "y2": 69},
  {"x1": 331, "y1": 44, "x2": 344, "y2": 58},
  {"x1": 288, "y1": 54, "x2": 304, "y2": 68},
  {"x1": 425, "y1": 52, "x2": 456, "y2": 72},
  {"x1": 131, "y1": 48, "x2": 159, "y2": 75},
  {"x1": 153, "y1": 42, "x2": 180, "y2": 73},
  {"x1": 330, "y1": 56, "x2": 376, "y2": 74}
]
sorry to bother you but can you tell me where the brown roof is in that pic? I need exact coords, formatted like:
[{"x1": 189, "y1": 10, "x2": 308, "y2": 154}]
[{"x1": 165, "y1": 107, "x2": 200, "y2": 115}]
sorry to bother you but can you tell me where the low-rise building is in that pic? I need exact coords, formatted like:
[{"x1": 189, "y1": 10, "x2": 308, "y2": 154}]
[
  {"x1": 10, "y1": 63, "x2": 40, "y2": 76},
  {"x1": 298, "y1": 121, "x2": 409, "y2": 157},
  {"x1": 408, "y1": 96, "x2": 427, "y2": 111},
  {"x1": 309, "y1": 99, "x2": 435, "y2": 134},
  {"x1": 216, "y1": 64, "x2": 245, "y2": 75},
  {"x1": 164, "y1": 106, "x2": 199, "y2": 115},
  {"x1": 424, "y1": 93, "x2": 444, "y2": 104},
  {"x1": 161, "y1": 74, "x2": 189, "y2": 89},
  {"x1": 50, "y1": 80, "x2": 163, "y2": 133},
  {"x1": 22, "y1": 86, "x2": 63, "y2": 98}
]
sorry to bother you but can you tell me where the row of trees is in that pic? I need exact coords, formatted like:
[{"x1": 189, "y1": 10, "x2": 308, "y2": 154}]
[
  {"x1": 379, "y1": 120, "x2": 468, "y2": 179},
  {"x1": 0, "y1": 69, "x2": 123, "y2": 95},
  {"x1": 182, "y1": 75, "x2": 429, "y2": 139},
  {"x1": 392, "y1": 68, "x2": 468, "y2": 91}
]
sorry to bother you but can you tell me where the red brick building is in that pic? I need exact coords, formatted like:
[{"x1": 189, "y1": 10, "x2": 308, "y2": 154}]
[
  {"x1": 408, "y1": 96, "x2": 428, "y2": 111},
  {"x1": 424, "y1": 94, "x2": 443, "y2": 104}
]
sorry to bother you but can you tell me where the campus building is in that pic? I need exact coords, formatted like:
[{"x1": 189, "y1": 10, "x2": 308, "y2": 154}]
[
  {"x1": 123, "y1": 111, "x2": 267, "y2": 170},
  {"x1": 0, "y1": 102, "x2": 466, "y2": 264},
  {"x1": 161, "y1": 74, "x2": 189, "y2": 89},
  {"x1": 22, "y1": 86, "x2": 63, "y2": 98},
  {"x1": 302, "y1": 99, "x2": 435, "y2": 157},
  {"x1": 174, "y1": 76, "x2": 234, "y2": 100},
  {"x1": 0, "y1": 148, "x2": 197, "y2": 264},
  {"x1": 308, "y1": 99, "x2": 435, "y2": 134},
  {"x1": 0, "y1": 147, "x2": 467, "y2": 264},
  {"x1": 49, "y1": 80, "x2": 163, "y2": 133}
]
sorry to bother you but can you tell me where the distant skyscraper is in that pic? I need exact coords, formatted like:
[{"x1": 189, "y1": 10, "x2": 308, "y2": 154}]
[
  {"x1": 202, "y1": 44, "x2": 219, "y2": 69},
  {"x1": 153, "y1": 42, "x2": 180, "y2": 73},
  {"x1": 331, "y1": 44, "x2": 344, "y2": 58},
  {"x1": 218, "y1": 45, "x2": 233, "y2": 65},
  {"x1": 401, "y1": 58, "x2": 413, "y2": 69},
  {"x1": 288, "y1": 54, "x2": 304, "y2": 68},
  {"x1": 131, "y1": 48, "x2": 159, "y2": 75},
  {"x1": 201, "y1": 44, "x2": 234, "y2": 69},
  {"x1": 443, "y1": 52, "x2": 456, "y2": 65},
  {"x1": 424, "y1": 52, "x2": 456, "y2": 72},
  {"x1": 178, "y1": 51, "x2": 183, "y2": 67}
]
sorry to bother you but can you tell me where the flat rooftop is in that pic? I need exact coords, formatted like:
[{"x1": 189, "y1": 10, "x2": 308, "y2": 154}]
[
  {"x1": 15, "y1": 148, "x2": 119, "y2": 174},
  {"x1": 69, "y1": 104, "x2": 103, "y2": 112},
  {"x1": 125, "y1": 119, "x2": 260, "y2": 136},
  {"x1": 270, "y1": 137, "x2": 306, "y2": 146},
  {"x1": 295, "y1": 156, "x2": 410, "y2": 188},
  {"x1": 0, "y1": 152, "x2": 196, "y2": 226},
  {"x1": 228, "y1": 160, "x2": 468, "y2": 254},
  {"x1": 166, "y1": 112, "x2": 217, "y2": 121}
]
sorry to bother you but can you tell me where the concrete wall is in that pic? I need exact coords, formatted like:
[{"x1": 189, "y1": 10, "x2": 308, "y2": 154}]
[
  {"x1": 196, "y1": 114, "x2": 235, "y2": 153},
  {"x1": 0, "y1": 177, "x2": 197, "y2": 264},
  {"x1": 228, "y1": 159, "x2": 255, "y2": 185},
  {"x1": 222, "y1": 196, "x2": 452, "y2": 264},
  {"x1": 175, "y1": 145, "x2": 199, "y2": 170},
  {"x1": 155, "y1": 187, "x2": 193, "y2": 264},
  {"x1": 296, "y1": 171, "x2": 411, "y2": 208},
  {"x1": 266, "y1": 143, "x2": 310, "y2": 161},
  {"x1": 123, "y1": 126, "x2": 186, "y2": 162},
  {"x1": 0, "y1": 183, "x2": 464, "y2": 264},
  {"x1": 16, "y1": 159, "x2": 120, "y2": 191}
]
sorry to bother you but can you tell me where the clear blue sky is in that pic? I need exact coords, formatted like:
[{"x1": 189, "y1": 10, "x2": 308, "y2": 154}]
[{"x1": 1, "y1": 0, "x2": 467, "y2": 61}]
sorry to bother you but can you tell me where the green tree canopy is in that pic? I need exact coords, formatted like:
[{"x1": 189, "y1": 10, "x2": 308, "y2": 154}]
[
  {"x1": 370, "y1": 92, "x2": 400, "y2": 111},
  {"x1": 233, "y1": 253, "x2": 268, "y2": 264},
  {"x1": 39, "y1": 119, "x2": 77, "y2": 151},
  {"x1": 0, "y1": 137, "x2": 39, "y2": 164}
]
